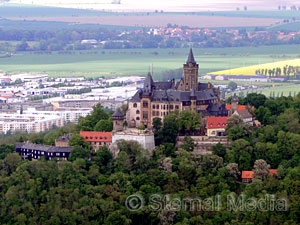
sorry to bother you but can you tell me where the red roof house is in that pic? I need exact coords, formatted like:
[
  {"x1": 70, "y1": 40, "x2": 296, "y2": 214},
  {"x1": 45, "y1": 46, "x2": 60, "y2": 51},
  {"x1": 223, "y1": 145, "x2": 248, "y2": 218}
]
[
  {"x1": 80, "y1": 131, "x2": 112, "y2": 151},
  {"x1": 207, "y1": 116, "x2": 230, "y2": 136},
  {"x1": 242, "y1": 169, "x2": 277, "y2": 183}
]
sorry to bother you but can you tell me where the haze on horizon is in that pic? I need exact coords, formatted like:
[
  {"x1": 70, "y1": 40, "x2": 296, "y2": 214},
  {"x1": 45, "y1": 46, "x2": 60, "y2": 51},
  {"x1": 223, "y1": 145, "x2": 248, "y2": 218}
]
[{"x1": 7, "y1": 0, "x2": 300, "y2": 12}]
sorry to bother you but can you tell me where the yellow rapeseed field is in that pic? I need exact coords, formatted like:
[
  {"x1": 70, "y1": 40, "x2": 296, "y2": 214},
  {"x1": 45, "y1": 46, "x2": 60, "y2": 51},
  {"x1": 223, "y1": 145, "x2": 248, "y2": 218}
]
[{"x1": 210, "y1": 58, "x2": 300, "y2": 76}]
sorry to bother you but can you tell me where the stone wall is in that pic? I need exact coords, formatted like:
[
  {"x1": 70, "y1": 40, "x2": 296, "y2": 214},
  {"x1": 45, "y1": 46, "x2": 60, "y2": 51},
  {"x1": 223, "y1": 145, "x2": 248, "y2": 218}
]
[
  {"x1": 112, "y1": 129, "x2": 155, "y2": 153},
  {"x1": 176, "y1": 136, "x2": 229, "y2": 155}
]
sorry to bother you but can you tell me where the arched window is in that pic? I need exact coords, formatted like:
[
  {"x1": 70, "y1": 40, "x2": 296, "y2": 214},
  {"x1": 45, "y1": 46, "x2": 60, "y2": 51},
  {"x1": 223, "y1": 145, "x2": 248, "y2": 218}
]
[
  {"x1": 136, "y1": 110, "x2": 140, "y2": 114},
  {"x1": 133, "y1": 103, "x2": 137, "y2": 108},
  {"x1": 136, "y1": 117, "x2": 140, "y2": 120}
]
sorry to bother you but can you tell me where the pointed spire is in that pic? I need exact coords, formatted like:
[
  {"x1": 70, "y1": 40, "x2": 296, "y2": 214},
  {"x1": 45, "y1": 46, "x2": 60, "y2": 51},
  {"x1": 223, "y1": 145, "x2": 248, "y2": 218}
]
[
  {"x1": 144, "y1": 72, "x2": 154, "y2": 93},
  {"x1": 187, "y1": 48, "x2": 196, "y2": 65}
]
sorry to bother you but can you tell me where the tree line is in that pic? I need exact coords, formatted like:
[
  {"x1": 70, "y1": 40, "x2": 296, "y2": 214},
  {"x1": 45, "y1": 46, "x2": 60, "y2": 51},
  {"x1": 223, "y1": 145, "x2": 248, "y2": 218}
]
[{"x1": 255, "y1": 65, "x2": 300, "y2": 78}]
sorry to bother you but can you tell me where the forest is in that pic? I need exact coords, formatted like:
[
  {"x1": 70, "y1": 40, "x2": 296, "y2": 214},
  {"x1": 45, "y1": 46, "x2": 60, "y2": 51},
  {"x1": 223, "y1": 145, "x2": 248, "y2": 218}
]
[{"x1": 0, "y1": 93, "x2": 300, "y2": 224}]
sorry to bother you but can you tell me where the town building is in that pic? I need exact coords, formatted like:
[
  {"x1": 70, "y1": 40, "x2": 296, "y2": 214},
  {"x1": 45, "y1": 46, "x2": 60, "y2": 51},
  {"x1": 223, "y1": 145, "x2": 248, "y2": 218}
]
[
  {"x1": 50, "y1": 99, "x2": 123, "y2": 111},
  {"x1": 0, "y1": 113, "x2": 64, "y2": 134},
  {"x1": 24, "y1": 107, "x2": 92, "y2": 124},
  {"x1": 10, "y1": 73, "x2": 49, "y2": 82},
  {"x1": 80, "y1": 131, "x2": 112, "y2": 151},
  {"x1": 226, "y1": 94, "x2": 254, "y2": 125},
  {"x1": 16, "y1": 142, "x2": 72, "y2": 161},
  {"x1": 206, "y1": 116, "x2": 230, "y2": 137},
  {"x1": 127, "y1": 48, "x2": 220, "y2": 128},
  {"x1": 55, "y1": 133, "x2": 72, "y2": 147}
]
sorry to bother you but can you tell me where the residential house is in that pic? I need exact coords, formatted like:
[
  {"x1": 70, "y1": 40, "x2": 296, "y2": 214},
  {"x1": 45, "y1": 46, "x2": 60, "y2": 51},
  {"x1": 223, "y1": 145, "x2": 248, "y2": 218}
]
[
  {"x1": 242, "y1": 169, "x2": 277, "y2": 183},
  {"x1": 206, "y1": 116, "x2": 230, "y2": 137},
  {"x1": 80, "y1": 131, "x2": 112, "y2": 151}
]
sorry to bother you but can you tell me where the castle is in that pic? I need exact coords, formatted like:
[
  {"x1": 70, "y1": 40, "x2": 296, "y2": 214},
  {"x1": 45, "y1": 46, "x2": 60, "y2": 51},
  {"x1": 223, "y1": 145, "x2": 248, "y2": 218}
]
[{"x1": 127, "y1": 48, "x2": 224, "y2": 128}]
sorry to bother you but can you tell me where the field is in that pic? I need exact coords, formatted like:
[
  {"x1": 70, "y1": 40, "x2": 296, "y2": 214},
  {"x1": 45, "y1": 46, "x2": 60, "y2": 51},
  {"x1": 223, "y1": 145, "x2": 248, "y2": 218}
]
[
  {"x1": 3, "y1": 3, "x2": 300, "y2": 30},
  {"x1": 234, "y1": 84, "x2": 300, "y2": 97},
  {"x1": 8, "y1": 15, "x2": 281, "y2": 28},
  {"x1": 7, "y1": 0, "x2": 300, "y2": 12},
  {"x1": 211, "y1": 58, "x2": 300, "y2": 76},
  {"x1": 2, "y1": 45, "x2": 300, "y2": 78}
]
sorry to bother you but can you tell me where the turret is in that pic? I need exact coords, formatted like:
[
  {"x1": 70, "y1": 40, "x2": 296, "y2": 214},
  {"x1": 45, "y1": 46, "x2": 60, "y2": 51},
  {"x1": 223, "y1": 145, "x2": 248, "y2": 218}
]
[
  {"x1": 231, "y1": 93, "x2": 239, "y2": 114},
  {"x1": 112, "y1": 108, "x2": 125, "y2": 132}
]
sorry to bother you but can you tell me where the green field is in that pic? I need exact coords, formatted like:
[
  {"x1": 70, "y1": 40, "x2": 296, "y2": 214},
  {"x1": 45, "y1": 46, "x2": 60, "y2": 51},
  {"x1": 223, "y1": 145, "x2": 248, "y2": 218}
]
[
  {"x1": 261, "y1": 85, "x2": 300, "y2": 97},
  {"x1": 198, "y1": 79, "x2": 290, "y2": 87},
  {"x1": 196, "y1": 11, "x2": 300, "y2": 19},
  {"x1": 236, "y1": 85, "x2": 300, "y2": 97},
  {"x1": 2, "y1": 45, "x2": 300, "y2": 78}
]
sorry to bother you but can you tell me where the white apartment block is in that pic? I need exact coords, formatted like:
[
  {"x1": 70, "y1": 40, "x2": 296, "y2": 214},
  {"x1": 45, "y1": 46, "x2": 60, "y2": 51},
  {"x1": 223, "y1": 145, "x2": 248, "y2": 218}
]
[
  {"x1": 25, "y1": 108, "x2": 92, "y2": 124},
  {"x1": 0, "y1": 114, "x2": 64, "y2": 134}
]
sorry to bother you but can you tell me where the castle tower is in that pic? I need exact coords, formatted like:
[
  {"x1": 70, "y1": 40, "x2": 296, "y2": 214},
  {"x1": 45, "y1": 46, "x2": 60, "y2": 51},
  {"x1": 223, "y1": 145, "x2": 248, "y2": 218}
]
[
  {"x1": 140, "y1": 72, "x2": 153, "y2": 128},
  {"x1": 112, "y1": 108, "x2": 125, "y2": 132},
  {"x1": 183, "y1": 48, "x2": 199, "y2": 92},
  {"x1": 231, "y1": 93, "x2": 239, "y2": 115}
]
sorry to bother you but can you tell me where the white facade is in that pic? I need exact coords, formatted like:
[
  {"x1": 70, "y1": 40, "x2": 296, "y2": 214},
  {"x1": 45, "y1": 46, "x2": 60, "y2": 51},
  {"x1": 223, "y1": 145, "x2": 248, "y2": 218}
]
[
  {"x1": 112, "y1": 129, "x2": 155, "y2": 153},
  {"x1": 24, "y1": 108, "x2": 92, "y2": 124},
  {"x1": 0, "y1": 113, "x2": 64, "y2": 134},
  {"x1": 10, "y1": 74, "x2": 48, "y2": 82}
]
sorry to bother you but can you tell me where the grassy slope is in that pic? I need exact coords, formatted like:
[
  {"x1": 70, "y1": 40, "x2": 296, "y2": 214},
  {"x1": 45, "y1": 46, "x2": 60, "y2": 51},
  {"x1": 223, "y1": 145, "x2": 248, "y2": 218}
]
[{"x1": 1, "y1": 45, "x2": 300, "y2": 77}]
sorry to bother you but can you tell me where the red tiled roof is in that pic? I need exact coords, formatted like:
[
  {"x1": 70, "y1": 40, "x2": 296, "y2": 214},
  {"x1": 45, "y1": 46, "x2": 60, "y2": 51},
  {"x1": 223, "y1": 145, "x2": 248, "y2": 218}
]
[
  {"x1": 80, "y1": 131, "x2": 112, "y2": 143},
  {"x1": 269, "y1": 169, "x2": 277, "y2": 175},
  {"x1": 207, "y1": 116, "x2": 230, "y2": 129},
  {"x1": 242, "y1": 169, "x2": 277, "y2": 179},
  {"x1": 242, "y1": 171, "x2": 254, "y2": 179}
]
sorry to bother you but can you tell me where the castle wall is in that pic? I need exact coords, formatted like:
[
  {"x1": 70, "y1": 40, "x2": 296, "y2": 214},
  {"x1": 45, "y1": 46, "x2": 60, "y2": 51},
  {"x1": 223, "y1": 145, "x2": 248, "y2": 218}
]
[
  {"x1": 112, "y1": 130, "x2": 155, "y2": 153},
  {"x1": 176, "y1": 136, "x2": 229, "y2": 155}
]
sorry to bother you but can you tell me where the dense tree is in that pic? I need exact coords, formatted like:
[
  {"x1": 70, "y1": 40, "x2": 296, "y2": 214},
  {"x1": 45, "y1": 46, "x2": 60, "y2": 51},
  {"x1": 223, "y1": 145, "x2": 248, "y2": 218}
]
[
  {"x1": 180, "y1": 136, "x2": 197, "y2": 152},
  {"x1": 68, "y1": 133, "x2": 90, "y2": 149},
  {"x1": 94, "y1": 119, "x2": 113, "y2": 132},
  {"x1": 212, "y1": 143, "x2": 227, "y2": 158},
  {"x1": 0, "y1": 93, "x2": 300, "y2": 224},
  {"x1": 162, "y1": 112, "x2": 179, "y2": 144},
  {"x1": 253, "y1": 159, "x2": 270, "y2": 180},
  {"x1": 228, "y1": 81, "x2": 237, "y2": 91},
  {"x1": 78, "y1": 104, "x2": 110, "y2": 131},
  {"x1": 68, "y1": 146, "x2": 90, "y2": 161}
]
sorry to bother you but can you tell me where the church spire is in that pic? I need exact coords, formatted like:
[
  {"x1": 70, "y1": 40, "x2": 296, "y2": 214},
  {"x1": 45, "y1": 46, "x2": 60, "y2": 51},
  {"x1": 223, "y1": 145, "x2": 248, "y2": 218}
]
[{"x1": 187, "y1": 48, "x2": 196, "y2": 65}]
